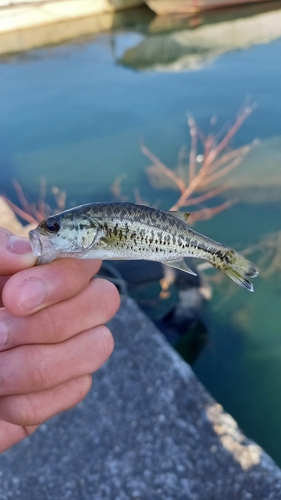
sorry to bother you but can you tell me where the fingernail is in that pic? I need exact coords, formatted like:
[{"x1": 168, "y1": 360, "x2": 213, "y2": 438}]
[
  {"x1": 18, "y1": 278, "x2": 47, "y2": 311},
  {"x1": 7, "y1": 236, "x2": 33, "y2": 255},
  {"x1": 0, "y1": 319, "x2": 8, "y2": 348}
]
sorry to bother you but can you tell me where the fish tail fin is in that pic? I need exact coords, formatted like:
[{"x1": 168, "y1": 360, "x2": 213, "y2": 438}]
[{"x1": 216, "y1": 251, "x2": 258, "y2": 292}]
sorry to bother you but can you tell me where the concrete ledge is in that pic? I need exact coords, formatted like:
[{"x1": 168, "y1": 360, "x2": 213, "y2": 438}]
[
  {"x1": 0, "y1": 6, "x2": 153, "y2": 56},
  {"x1": 0, "y1": 297, "x2": 281, "y2": 499},
  {"x1": 0, "y1": 0, "x2": 144, "y2": 33}
]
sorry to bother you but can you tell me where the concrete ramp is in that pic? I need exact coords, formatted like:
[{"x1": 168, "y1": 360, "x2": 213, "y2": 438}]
[{"x1": 0, "y1": 297, "x2": 280, "y2": 499}]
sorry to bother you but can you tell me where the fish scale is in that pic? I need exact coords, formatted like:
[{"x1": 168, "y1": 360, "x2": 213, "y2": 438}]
[
  {"x1": 29, "y1": 202, "x2": 258, "y2": 292},
  {"x1": 87, "y1": 205, "x2": 193, "y2": 261}
]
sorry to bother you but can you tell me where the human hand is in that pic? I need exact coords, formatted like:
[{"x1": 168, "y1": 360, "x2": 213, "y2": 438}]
[{"x1": 0, "y1": 228, "x2": 120, "y2": 453}]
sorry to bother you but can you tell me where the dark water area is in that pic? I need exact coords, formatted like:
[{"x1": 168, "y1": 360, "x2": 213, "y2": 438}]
[{"x1": 0, "y1": 4, "x2": 281, "y2": 464}]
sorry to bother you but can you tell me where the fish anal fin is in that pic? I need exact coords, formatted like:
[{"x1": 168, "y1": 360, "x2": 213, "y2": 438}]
[{"x1": 161, "y1": 258, "x2": 197, "y2": 276}]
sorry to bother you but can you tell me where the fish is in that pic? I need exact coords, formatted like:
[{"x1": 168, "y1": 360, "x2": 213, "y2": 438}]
[{"x1": 28, "y1": 202, "x2": 258, "y2": 292}]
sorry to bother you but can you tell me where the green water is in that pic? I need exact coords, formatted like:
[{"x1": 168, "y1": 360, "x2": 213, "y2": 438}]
[
  {"x1": 1, "y1": 5, "x2": 281, "y2": 464},
  {"x1": 192, "y1": 203, "x2": 281, "y2": 462}
]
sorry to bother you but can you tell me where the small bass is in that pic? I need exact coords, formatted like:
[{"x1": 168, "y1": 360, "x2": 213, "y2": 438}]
[{"x1": 28, "y1": 202, "x2": 258, "y2": 291}]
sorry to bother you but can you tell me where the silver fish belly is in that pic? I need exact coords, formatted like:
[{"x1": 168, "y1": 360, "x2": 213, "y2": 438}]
[{"x1": 28, "y1": 202, "x2": 258, "y2": 291}]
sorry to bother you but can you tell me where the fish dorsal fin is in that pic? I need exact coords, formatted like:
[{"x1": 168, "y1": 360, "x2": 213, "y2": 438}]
[
  {"x1": 161, "y1": 258, "x2": 197, "y2": 276},
  {"x1": 164, "y1": 210, "x2": 190, "y2": 222}
]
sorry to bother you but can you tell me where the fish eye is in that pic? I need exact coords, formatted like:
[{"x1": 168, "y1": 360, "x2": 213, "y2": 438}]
[{"x1": 45, "y1": 218, "x2": 60, "y2": 234}]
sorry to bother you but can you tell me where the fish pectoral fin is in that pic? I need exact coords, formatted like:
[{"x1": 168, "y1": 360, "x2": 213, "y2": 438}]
[
  {"x1": 92, "y1": 232, "x2": 108, "y2": 248},
  {"x1": 79, "y1": 229, "x2": 107, "y2": 249},
  {"x1": 161, "y1": 258, "x2": 197, "y2": 276}
]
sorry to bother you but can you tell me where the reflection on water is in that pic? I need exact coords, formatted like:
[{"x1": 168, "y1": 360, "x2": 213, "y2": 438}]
[
  {"x1": 120, "y1": 1, "x2": 281, "y2": 71},
  {"x1": 0, "y1": 3, "x2": 281, "y2": 465}
]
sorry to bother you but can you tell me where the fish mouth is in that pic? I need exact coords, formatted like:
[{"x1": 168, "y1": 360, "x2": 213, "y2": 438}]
[
  {"x1": 28, "y1": 228, "x2": 60, "y2": 265},
  {"x1": 28, "y1": 229, "x2": 43, "y2": 258}
]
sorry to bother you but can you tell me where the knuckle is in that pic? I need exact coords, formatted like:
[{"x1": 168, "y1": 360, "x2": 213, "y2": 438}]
[
  {"x1": 8, "y1": 394, "x2": 41, "y2": 426},
  {"x1": 18, "y1": 394, "x2": 40, "y2": 425},
  {"x1": 97, "y1": 325, "x2": 114, "y2": 361},
  {"x1": 23, "y1": 346, "x2": 49, "y2": 389},
  {"x1": 94, "y1": 278, "x2": 121, "y2": 318},
  {"x1": 38, "y1": 307, "x2": 61, "y2": 343},
  {"x1": 77, "y1": 375, "x2": 93, "y2": 401}
]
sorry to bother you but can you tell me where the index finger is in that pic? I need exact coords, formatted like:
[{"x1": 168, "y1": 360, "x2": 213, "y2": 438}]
[{"x1": 0, "y1": 228, "x2": 37, "y2": 275}]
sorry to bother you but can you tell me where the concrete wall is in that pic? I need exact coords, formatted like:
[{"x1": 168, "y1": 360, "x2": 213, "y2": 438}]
[{"x1": 0, "y1": 0, "x2": 144, "y2": 33}]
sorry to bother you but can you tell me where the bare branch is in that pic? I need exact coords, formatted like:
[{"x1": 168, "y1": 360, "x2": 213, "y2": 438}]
[
  {"x1": 188, "y1": 199, "x2": 237, "y2": 223},
  {"x1": 2, "y1": 197, "x2": 39, "y2": 225},
  {"x1": 38, "y1": 177, "x2": 47, "y2": 219},
  {"x1": 182, "y1": 185, "x2": 229, "y2": 206},
  {"x1": 206, "y1": 144, "x2": 252, "y2": 175},
  {"x1": 203, "y1": 152, "x2": 249, "y2": 186},
  {"x1": 11, "y1": 178, "x2": 33, "y2": 217},
  {"x1": 110, "y1": 174, "x2": 127, "y2": 201},
  {"x1": 141, "y1": 142, "x2": 186, "y2": 193},
  {"x1": 204, "y1": 105, "x2": 254, "y2": 167},
  {"x1": 187, "y1": 114, "x2": 197, "y2": 184}
]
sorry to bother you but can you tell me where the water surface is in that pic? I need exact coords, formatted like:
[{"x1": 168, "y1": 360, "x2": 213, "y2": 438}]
[{"x1": 0, "y1": 4, "x2": 281, "y2": 464}]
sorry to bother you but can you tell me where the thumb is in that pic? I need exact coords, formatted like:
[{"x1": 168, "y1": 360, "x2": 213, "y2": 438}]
[{"x1": 0, "y1": 228, "x2": 37, "y2": 276}]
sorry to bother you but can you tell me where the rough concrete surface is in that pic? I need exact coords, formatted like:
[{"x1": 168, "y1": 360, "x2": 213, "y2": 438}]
[{"x1": 0, "y1": 297, "x2": 281, "y2": 500}]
